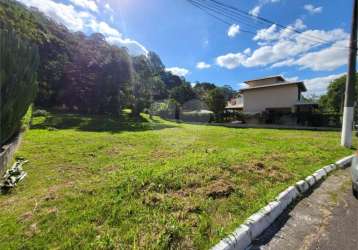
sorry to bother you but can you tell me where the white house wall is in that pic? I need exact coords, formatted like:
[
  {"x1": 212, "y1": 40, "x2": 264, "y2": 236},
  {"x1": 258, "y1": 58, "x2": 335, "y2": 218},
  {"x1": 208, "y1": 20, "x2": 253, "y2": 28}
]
[{"x1": 243, "y1": 85, "x2": 299, "y2": 113}]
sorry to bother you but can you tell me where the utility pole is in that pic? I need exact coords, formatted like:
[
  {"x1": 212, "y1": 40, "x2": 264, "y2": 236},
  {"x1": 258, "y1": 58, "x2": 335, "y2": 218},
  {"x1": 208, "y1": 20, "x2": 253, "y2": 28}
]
[{"x1": 341, "y1": 0, "x2": 358, "y2": 148}]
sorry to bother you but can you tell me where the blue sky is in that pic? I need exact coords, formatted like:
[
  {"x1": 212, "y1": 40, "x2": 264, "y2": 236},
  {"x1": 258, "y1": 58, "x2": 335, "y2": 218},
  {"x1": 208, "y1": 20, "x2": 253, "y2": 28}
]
[{"x1": 19, "y1": 0, "x2": 354, "y2": 96}]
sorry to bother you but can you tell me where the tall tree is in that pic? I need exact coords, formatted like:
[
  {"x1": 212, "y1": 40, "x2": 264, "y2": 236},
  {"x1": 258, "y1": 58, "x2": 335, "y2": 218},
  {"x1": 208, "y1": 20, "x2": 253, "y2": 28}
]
[
  {"x1": 0, "y1": 29, "x2": 39, "y2": 145},
  {"x1": 205, "y1": 88, "x2": 226, "y2": 117},
  {"x1": 319, "y1": 75, "x2": 358, "y2": 111},
  {"x1": 169, "y1": 84, "x2": 196, "y2": 119}
]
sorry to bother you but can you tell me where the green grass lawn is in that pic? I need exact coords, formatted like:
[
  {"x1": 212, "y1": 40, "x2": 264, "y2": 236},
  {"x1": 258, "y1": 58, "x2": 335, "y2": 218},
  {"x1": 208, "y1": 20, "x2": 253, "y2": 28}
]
[{"x1": 0, "y1": 112, "x2": 356, "y2": 249}]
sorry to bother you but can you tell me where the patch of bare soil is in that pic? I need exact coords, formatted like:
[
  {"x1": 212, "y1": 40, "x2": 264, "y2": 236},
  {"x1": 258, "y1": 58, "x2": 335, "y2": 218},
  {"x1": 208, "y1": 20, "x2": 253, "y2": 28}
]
[
  {"x1": 231, "y1": 160, "x2": 292, "y2": 182},
  {"x1": 204, "y1": 179, "x2": 235, "y2": 199},
  {"x1": 143, "y1": 193, "x2": 164, "y2": 207},
  {"x1": 150, "y1": 150, "x2": 174, "y2": 160},
  {"x1": 19, "y1": 211, "x2": 33, "y2": 222},
  {"x1": 25, "y1": 223, "x2": 39, "y2": 237},
  {"x1": 42, "y1": 181, "x2": 74, "y2": 202},
  {"x1": 105, "y1": 147, "x2": 122, "y2": 156},
  {"x1": 103, "y1": 164, "x2": 121, "y2": 173}
]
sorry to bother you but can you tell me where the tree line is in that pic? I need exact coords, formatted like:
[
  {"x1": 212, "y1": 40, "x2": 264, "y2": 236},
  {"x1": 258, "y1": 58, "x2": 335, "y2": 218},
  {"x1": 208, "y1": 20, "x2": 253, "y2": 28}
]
[{"x1": 0, "y1": 0, "x2": 234, "y2": 144}]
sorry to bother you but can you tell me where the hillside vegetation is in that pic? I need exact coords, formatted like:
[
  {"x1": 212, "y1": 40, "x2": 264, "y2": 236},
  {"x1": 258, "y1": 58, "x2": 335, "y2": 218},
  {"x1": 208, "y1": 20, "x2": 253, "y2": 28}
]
[{"x1": 0, "y1": 0, "x2": 234, "y2": 119}]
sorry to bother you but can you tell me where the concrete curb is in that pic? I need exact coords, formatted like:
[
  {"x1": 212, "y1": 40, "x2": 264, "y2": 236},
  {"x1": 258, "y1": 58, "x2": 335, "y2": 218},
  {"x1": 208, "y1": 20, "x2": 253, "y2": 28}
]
[
  {"x1": 336, "y1": 155, "x2": 354, "y2": 168},
  {"x1": 211, "y1": 155, "x2": 354, "y2": 250}
]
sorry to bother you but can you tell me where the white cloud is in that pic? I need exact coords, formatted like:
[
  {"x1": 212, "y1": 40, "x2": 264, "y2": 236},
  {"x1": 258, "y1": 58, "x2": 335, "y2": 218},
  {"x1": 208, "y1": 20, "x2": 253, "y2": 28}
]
[
  {"x1": 249, "y1": 0, "x2": 281, "y2": 17},
  {"x1": 19, "y1": 0, "x2": 92, "y2": 31},
  {"x1": 165, "y1": 67, "x2": 189, "y2": 77},
  {"x1": 196, "y1": 61, "x2": 211, "y2": 69},
  {"x1": 216, "y1": 18, "x2": 349, "y2": 71},
  {"x1": 293, "y1": 18, "x2": 306, "y2": 30},
  {"x1": 284, "y1": 76, "x2": 299, "y2": 82},
  {"x1": 104, "y1": 3, "x2": 113, "y2": 12},
  {"x1": 89, "y1": 20, "x2": 119, "y2": 36},
  {"x1": 295, "y1": 40, "x2": 349, "y2": 71},
  {"x1": 304, "y1": 4, "x2": 323, "y2": 14},
  {"x1": 227, "y1": 24, "x2": 240, "y2": 38},
  {"x1": 271, "y1": 59, "x2": 295, "y2": 68},
  {"x1": 254, "y1": 24, "x2": 279, "y2": 41},
  {"x1": 244, "y1": 48, "x2": 251, "y2": 55},
  {"x1": 18, "y1": 0, "x2": 148, "y2": 56},
  {"x1": 304, "y1": 73, "x2": 345, "y2": 96},
  {"x1": 106, "y1": 36, "x2": 148, "y2": 56},
  {"x1": 69, "y1": 0, "x2": 98, "y2": 12},
  {"x1": 216, "y1": 52, "x2": 246, "y2": 69},
  {"x1": 249, "y1": 6, "x2": 261, "y2": 17}
]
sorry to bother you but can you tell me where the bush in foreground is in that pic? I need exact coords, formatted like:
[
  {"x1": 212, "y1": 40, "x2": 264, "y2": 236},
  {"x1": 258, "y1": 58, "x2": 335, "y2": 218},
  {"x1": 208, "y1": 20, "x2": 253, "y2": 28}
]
[{"x1": 0, "y1": 29, "x2": 39, "y2": 145}]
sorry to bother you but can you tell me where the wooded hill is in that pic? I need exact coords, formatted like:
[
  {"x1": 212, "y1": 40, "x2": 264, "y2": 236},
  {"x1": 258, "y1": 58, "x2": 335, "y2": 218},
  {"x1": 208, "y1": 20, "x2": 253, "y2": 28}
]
[{"x1": 0, "y1": 0, "x2": 234, "y2": 117}]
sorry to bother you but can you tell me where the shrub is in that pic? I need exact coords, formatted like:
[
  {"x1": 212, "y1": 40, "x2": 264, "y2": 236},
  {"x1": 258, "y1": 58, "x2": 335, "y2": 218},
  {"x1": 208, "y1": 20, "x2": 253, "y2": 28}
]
[
  {"x1": 181, "y1": 111, "x2": 212, "y2": 123},
  {"x1": 296, "y1": 112, "x2": 341, "y2": 127},
  {"x1": 0, "y1": 29, "x2": 39, "y2": 145}
]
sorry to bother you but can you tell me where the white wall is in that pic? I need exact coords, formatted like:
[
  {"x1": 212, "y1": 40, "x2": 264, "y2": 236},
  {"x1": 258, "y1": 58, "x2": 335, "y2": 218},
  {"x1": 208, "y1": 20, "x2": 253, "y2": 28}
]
[{"x1": 243, "y1": 85, "x2": 299, "y2": 113}]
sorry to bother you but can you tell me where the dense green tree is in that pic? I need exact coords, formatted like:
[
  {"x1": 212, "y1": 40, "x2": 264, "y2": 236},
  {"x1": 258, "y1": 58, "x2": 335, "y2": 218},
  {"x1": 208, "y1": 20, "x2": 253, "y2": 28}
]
[
  {"x1": 193, "y1": 82, "x2": 216, "y2": 101},
  {"x1": 96, "y1": 46, "x2": 133, "y2": 115},
  {"x1": 129, "y1": 54, "x2": 167, "y2": 117},
  {"x1": 205, "y1": 88, "x2": 226, "y2": 116},
  {"x1": 169, "y1": 84, "x2": 196, "y2": 119},
  {"x1": 319, "y1": 75, "x2": 357, "y2": 109},
  {"x1": 170, "y1": 84, "x2": 196, "y2": 105},
  {"x1": 160, "y1": 71, "x2": 184, "y2": 90},
  {"x1": 0, "y1": 29, "x2": 39, "y2": 145},
  {"x1": 219, "y1": 85, "x2": 236, "y2": 101},
  {"x1": 319, "y1": 74, "x2": 358, "y2": 121}
]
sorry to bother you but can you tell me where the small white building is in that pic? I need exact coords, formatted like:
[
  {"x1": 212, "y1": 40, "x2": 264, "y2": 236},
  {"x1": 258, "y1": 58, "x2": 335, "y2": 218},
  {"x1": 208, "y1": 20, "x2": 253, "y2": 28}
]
[
  {"x1": 226, "y1": 76, "x2": 309, "y2": 114},
  {"x1": 225, "y1": 95, "x2": 243, "y2": 111}
]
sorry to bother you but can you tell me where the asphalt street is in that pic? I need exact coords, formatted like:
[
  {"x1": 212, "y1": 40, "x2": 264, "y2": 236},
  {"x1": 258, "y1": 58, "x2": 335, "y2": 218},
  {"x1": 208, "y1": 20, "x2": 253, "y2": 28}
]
[{"x1": 251, "y1": 168, "x2": 358, "y2": 250}]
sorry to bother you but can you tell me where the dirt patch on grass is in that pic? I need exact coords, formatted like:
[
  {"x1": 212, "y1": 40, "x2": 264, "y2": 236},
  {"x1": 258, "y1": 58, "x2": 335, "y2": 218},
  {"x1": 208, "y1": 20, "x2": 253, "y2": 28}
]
[
  {"x1": 161, "y1": 178, "x2": 236, "y2": 202},
  {"x1": 103, "y1": 164, "x2": 121, "y2": 173},
  {"x1": 204, "y1": 179, "x2": 235, "y2": 199},
  {"x1": 143, "y1": 193, "x2": 164, "y2": 207},
  {"x1": 150, "y1": 150, "x2": 174, "y2": 160},
  {"x1": 19, "y1": 211, "x2": 33, "y2": 222},
  {"x1": 25, "y1": 223, "x2": 39, "y2": 237},
  {"x1": 231, "y1": 160, "x2": 292, "y2": 182},
  {"x1": 105, "y1": 147, "x2": 123, "y2": 156},
  {"x1": 43, "y1": 181, "x2": 74, "y2": 202}
]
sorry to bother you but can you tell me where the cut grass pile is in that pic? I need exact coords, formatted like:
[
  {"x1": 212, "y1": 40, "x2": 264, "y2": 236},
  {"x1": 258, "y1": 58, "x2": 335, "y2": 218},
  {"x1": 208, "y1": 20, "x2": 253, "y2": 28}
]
[{"x1": 0, "y1": 112, "x2": 356, "y2": 249}]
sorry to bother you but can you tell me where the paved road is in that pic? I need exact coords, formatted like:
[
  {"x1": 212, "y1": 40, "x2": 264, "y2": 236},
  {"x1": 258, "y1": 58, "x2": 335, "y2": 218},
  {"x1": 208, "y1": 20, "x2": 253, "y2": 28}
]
[{"x1": 251, "y1": 168, "x2": 358, "y2": 250}]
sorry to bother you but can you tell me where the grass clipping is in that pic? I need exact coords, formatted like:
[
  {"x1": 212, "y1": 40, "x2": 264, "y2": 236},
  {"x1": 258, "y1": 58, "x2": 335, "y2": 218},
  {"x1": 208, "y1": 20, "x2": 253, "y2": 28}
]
[{"x1": 0, "y1": 159, "x2": 27, "y2": 193}]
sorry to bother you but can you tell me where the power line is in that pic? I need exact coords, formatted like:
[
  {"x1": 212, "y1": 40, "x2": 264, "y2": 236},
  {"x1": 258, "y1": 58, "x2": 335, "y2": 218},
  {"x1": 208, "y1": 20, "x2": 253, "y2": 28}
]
[
  {"x1": 193, "y1": 0, "x2": 270, "y2": 29},
  {"x1": 187, "y1": 0, "x2": 352, "y2": 50},
  {"x1": 207, "y1": 0, "x2": 353, "y2": 50},
  {"x1": 189, "y1": 0, "x2": 267, "y2": 33},
  {"x1": 189, "y1": 0, "x2": 325, "y2": 45},
  {"x1": 188, "y1": 0, "x2": 257, "y2": 35}
]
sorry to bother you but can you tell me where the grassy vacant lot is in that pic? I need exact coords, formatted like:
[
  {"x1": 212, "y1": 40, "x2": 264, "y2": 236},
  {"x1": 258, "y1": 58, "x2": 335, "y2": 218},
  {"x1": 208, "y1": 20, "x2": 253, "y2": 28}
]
[{"x1": 0, "y1": 112, "x2": 356, "y2": 249}]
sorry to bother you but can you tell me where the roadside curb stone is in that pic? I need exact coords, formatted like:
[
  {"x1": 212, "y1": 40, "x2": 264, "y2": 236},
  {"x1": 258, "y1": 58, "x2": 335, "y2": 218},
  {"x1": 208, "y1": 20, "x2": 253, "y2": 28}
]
[
  {"x1": 211, "y1": 155, "x2": 354, "y2": 250},
  {"x1": 295, "y1": 180, "x2": 310, "y2": 193},
  {"x1": 336, "y1": 155, "x2": 354, "y2": 168},
  {"x1": 312, "y1": 168, "x2": 327, "y2": 182},
  {"x1": 323, "y1": 164, "x2": 335, "y2": 174},
  {"x1": 212, "y1": 225, "x2": 251, "y2": 250},
  {"x1": 305, "y1": 175, "x2": 316, "y2": 187}
]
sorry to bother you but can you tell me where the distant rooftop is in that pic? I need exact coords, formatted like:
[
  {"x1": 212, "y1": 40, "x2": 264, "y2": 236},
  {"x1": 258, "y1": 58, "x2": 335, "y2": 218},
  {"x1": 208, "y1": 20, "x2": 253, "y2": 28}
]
[
  {"x1": 240, "y1": 81, "x2": 307, "y2": 92},
  {"x1": 244, "y1": 75, "x2": 285, "y2": 84}
]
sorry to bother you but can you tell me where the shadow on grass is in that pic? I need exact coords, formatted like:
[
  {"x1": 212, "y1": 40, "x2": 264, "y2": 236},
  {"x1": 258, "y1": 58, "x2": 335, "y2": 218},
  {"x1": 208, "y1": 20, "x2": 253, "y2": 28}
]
[{"x1": 31, "y1": 112, "x2": 177, "y2": 133}]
